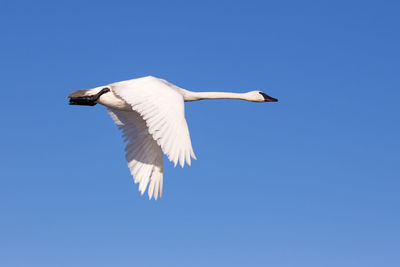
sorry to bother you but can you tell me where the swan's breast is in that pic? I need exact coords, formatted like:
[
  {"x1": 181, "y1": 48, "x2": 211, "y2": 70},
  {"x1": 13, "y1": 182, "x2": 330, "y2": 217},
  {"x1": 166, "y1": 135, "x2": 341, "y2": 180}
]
[{"x1": 97, "y1": 91, "x2": 132, "y2": 111}]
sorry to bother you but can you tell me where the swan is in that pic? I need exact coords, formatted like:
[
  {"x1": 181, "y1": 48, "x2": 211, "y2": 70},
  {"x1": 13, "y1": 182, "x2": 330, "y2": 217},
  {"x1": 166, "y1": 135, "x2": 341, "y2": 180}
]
[{"x1": 67, "y1": 76, "x2": 278, "y2": 199}]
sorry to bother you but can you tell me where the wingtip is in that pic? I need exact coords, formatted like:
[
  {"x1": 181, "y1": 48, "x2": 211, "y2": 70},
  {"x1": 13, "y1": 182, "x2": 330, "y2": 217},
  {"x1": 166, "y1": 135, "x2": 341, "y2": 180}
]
[
  {"x1": 147, "y1": 193, "x2": 161, "y2": 200},
  {"x1": 191, "y1": 150, "x2": 197, "y2": 160}
]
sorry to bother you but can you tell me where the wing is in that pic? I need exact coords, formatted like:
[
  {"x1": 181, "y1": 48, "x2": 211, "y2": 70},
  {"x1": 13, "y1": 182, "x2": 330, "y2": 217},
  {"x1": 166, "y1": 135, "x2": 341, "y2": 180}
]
[
  {"x1": 108, "y1": 108, "x2": 164, "y2": 200},
  {"x1": 110, "y1": 76, "x2": 196, "y2": 167}
]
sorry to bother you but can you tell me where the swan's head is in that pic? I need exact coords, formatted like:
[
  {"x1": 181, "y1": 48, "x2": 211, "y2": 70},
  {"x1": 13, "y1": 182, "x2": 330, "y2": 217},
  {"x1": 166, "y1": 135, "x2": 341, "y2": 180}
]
[{"x1": 248, "y1": 91, "x2": 278, "y2": 102}]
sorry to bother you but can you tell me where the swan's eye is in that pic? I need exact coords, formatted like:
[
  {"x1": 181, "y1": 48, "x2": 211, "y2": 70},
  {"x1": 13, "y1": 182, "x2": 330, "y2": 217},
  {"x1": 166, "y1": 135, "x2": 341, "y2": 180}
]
[{"x1": 259, "y1": 92, "x2": 278, "y2": 102}]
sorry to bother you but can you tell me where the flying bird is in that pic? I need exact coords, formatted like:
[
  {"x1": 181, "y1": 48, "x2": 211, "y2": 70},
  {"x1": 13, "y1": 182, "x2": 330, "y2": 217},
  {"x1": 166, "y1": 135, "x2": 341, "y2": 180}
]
[{"x1": 68, "y1": 76, "x2": 278, "y2": 199}]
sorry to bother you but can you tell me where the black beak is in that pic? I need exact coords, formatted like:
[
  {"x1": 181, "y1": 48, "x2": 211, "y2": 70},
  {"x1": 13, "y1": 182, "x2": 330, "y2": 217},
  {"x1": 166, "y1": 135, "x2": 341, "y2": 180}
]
[{"x1": 259, "y1": 92, "x2": 278, "y2": 102}]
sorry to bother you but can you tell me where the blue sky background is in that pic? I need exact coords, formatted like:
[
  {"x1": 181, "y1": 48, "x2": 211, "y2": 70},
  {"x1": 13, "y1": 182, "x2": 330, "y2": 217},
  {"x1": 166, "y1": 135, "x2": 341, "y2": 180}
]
[{"x1": 1, "y1": 0, "x2": 399, "y2": 266}]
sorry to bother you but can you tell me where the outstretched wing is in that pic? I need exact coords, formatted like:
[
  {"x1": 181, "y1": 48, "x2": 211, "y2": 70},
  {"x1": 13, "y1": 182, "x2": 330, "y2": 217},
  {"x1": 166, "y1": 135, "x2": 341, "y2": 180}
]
[
  {"x1": 110, "y1": 76, "x2": 196, "y2": 167},
  {"x1": 108, "y1": 108, "x2": 163, "y2": 200}
]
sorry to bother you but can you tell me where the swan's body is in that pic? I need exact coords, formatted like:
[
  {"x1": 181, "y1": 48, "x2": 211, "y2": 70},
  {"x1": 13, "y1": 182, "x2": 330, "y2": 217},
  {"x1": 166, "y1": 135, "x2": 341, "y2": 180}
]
[{"x1": 68, "y1": 76, "x2": 277, "y2": 199}]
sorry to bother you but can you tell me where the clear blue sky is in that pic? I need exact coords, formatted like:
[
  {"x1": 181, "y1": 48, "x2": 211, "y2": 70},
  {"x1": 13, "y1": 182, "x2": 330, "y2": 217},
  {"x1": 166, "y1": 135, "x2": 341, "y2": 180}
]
[{"x1": 1, "y1": 0, "x2": 399, "y2": 266}]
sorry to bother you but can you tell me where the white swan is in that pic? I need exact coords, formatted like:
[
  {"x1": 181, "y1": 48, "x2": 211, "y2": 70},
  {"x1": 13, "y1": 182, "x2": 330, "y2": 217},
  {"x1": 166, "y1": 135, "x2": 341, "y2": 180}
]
[{"x1": 68, "y1": 76, "x2": 278, "y2": 199}]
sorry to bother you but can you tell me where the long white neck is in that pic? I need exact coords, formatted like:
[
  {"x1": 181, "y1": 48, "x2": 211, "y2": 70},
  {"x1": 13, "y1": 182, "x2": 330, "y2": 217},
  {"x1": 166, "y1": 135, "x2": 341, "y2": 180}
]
[{"x1": 181, "y1": 89, "x2": 253, "y2": 102}]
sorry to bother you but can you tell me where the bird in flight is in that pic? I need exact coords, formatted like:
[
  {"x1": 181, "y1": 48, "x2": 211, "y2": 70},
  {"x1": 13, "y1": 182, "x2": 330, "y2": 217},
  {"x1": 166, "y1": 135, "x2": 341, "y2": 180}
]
[{"x1": 68, "y1": 76, "x2": 278, "y2": 199}]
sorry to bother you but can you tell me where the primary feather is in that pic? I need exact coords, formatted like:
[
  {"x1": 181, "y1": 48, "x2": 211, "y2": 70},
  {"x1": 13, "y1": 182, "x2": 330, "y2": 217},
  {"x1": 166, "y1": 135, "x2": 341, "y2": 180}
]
[{"x1": 107, "y1": 108, "x2": 164, "y2": 200}]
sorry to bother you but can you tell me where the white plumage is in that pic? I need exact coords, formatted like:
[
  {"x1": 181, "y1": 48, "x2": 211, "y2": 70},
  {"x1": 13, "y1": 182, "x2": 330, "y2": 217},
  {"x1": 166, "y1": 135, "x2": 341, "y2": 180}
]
[{"x1": 68, "y1": 76, "x2": 277, "y2": 199}]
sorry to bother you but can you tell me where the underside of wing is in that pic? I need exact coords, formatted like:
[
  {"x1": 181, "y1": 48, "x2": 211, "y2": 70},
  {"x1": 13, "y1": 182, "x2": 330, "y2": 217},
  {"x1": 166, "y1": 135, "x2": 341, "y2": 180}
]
[
  {"x1": 110, "y1": 76, "x2": 196, "y2": 167},
  {"x1": 108, "y1": 108, "x2": 163, "y2": 200}
]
